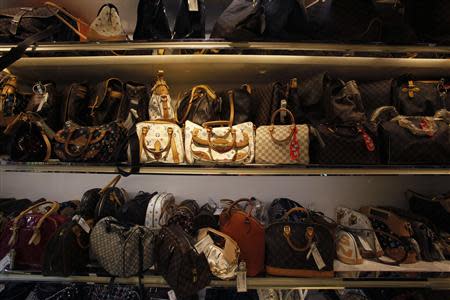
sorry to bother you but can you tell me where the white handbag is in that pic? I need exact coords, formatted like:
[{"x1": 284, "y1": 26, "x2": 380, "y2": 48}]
[
  {"x1": 184, "y1": 120, "x2": 255, "y2": 164},
  {"x1": 255, "y1": 108, "x2": 310, "y2": 164},
  {"x1": 144, "y1": 193, "x2": 176, "y2": 230},
  {"x1": 87, "y1": 4, "x2": 127, "y2": 41},
  {"x1": 129, "y1": 121, "x2": 184, "y2": 164},
  {"x1": 149, "y1": 70, "x2": 175, "y2": 121}
]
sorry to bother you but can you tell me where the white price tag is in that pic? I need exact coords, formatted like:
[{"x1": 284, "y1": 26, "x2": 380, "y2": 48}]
[
  {"x1": 311, "y1": 243, "x2": 325, "y2": 270},
  {"x1": 36, "y1": 93, "x2": 48, "y2": 112},
  {"x1": 73, "y1": 215, "x2": 91, "y2": 233},
  {"x1": 168, "y1": 290, "x2": 177, "y2": 300},
  {"x1": 358, "y1": 236, "x2": 372, "y2": 252},
  {"x1": 214, "y1": 208, "x2": 224, "y2": 215},
  {"x1": 0, "y1": 253, "x2": 11, "y2": 272},
  {"x1": 188, "y1": 0, "x2": 199, "y2": 11},
  {"x1": 236, "y1": 262, "x2": 247, "y2": 293},
  {"x1": 280, "y1": 99, "x2": 287, "y2": 123}
]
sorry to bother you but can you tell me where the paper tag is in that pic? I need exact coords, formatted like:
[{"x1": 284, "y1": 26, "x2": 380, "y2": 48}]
[
  {"x1": 236, "y1": 262, "x2": 247, "y2": 293},
  {"x1": 0, "y1": 253, "x2": 11, "y2": 272},
  {"x1": 214, "y1": 208, "x2": 224, "y2": 215},
  {"x1": 188, "y1": 0, "x2": 199, "y2": 11},
  {"x1": 280, "y1": 99, "x2": 287, "y2": 123},
  {"x1": 195, "y1": 234, "x2": 214, "y2": 255},
  {"x1": 0, "y1": 284, "x2": 5, "y2": 293},
  {"x1": 73, "y1": 215, "x2": 91, "y2": 233},
  {"x1": 36, "y1": 93, "x2": 48, "y2": 112},
  {"x1": 168, "y1": 290, "x2": 177, "y2": 300},
  {"x1": 311, "y1": 243, "x2": 325, "y2": 270},
  {"x1": 358, "y1": 236, "x2": 372, "y2": 252}
]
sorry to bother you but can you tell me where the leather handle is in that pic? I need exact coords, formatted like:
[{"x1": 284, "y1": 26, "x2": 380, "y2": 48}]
[
  {"x1": 283, "y1": 225, "x2": 314, "y2": 252},
  {"x1": 177, "y1": 85, "x2": 217, "y2": 124},
  {"x1": 9, "y1": 201, "x2": 60, "y2": 246},
  {"x1": 269, "y1": 108, "x2": 296, "y2": 144},
  {"x1": 140, "y1": 126, "x2": 173, "y2": 156},
  {"x1": 283, "y1": 207, "x2": 310, "y2": 220},
  {"x1": 202, "y1": 121, "x2": 232, "y2": 128},
  {"x1": 271, "y1": 108, "x2": 295, "y2": 126},
  {"x1": 226, "y1": 198, "x2": 253, "y2": 216},
  {"x1": 100, "y1": 175, "x2": 121, "y2": 194},
  {"x1": 44, "y1": 2, "x2": 88, "y2": 39},
  {"x1": 63, "y1": 128, "x2": 94, "y2": 158},
  {"x1": 207, "y1": 129, "x2": 236, "y2": 153}
]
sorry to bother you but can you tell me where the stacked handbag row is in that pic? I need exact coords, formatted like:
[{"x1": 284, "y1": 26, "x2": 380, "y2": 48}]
[
  {"x1": 2, "y1": 70, "x2": 450, "y2": 167},
  {"x1": 1, "y1": 176, "x2": 449, "y2": 298}
]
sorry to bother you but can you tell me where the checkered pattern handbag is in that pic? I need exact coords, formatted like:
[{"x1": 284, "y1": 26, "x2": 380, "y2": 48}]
[{"x1": 255, "y1": 108, "x2": 309, "y2": 164}]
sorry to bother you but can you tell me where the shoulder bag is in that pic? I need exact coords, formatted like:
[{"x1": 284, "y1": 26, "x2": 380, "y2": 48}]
[
  {"x1": 256, "y1": 108, "x2": 309, "y2": 164},
  {"x1": 144, "y1": 192, "x2": 176, "y2": 230},
  {"x1": 0, "y1": 201, "x2": 67, "y2": 270},
  {"x1": 89, "y1": 78, "x2": 126, "y2": 126},
  {"x1": 219, "y1": 199, "x2": 265, "y2": 276},
  {"x1": 265, "y1": 207, "x2": 334, "y2": 277},
  {"x1": 149, "y1": 70, "x2": 175, "y2": 121},
  {"x1": 176, "y1": 85, "x2": 220, "y2": 126},
  {"x1": 196, "y1": 227, "x2": 240, "y2": 280},
  {"x1": 90, "y1": 216, "x2": 155, "y2": 278},
  {"x1": 54, "y1": 120, "x2": 126, "y2": 162}
]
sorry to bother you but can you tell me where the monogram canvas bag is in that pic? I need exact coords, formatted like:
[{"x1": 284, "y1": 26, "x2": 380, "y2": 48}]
[
  {"x1": 144, "y1": 193, "x2": 176, "y2": 230},
  {"x1": 255, "y1": 108, "x2": 309, "y2": 164},
  {"x1": 149, "y1": 71, "x2": 175, "y2": 121},
  {"x1": 129, "y1": 121, "x2": 184, "y2": 164},
  {"x1": 87, "y1": 4, "x2": 127, "y2": 41},
  {"x1": 184, "y1": 120, "x2": 255, "y2": 164}
]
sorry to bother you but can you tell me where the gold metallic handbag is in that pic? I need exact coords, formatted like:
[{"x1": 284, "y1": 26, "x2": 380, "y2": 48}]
[{"x1": 255, "y1": 108, "x2": 309, "y2": 164}]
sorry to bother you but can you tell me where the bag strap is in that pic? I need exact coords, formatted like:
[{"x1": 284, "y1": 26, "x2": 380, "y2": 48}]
[
  {"x1": 100, "y1": 175, "x2": 121, "y2": 194},
  {"x1": 63, "y1": 128, "x2": 94, "y2": 158},
  {"x1": 176, "y1": 85, "x2": 217, "y2": 125},
  {"x1": 9, "y1": 201, "x2": 60, "y2": 246}
]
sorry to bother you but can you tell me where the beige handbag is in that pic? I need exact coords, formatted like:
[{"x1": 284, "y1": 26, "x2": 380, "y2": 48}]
[
  {"x1": 184, "y1": 120, "x2": 255, "y2": 164},
  {"x1": 128, "y1": 121, "x2": 184, "y2": 164},
  {"x1": 149, "y1": 71, "x2": 175, "y2": 121},
  {"x1": 255, "y1": 108, "x2": 310, "y2": 164},
  {"x1": 87, "y1": 4, "x2": 127, "y2": 41},
  {"x1": 196, "y1": 227, "x2": 240, "y2": 280}
]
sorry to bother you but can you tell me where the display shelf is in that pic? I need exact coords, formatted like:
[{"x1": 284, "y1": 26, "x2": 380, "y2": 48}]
[{"x1": 1, "y1": 161, "x2": 450, "y2": 176}]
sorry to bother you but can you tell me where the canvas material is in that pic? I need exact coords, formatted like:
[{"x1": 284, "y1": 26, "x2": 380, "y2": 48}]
[
  {"x1": 149, "y1": 94, "x2": 175, "y2": 121},
  {"x1": 255, "y1": 124, "x2": 309, "y2": 164},
  {"x1": 144, "y1": 193, "x2": 175, "y2": 230},
  {"x1": 184, "y1": 120, "x2": 255, "y2": 164},
  {"x1": 130, "y1": 121, "x2": 184, "y2": 164},
  {"x1": 336, "y1": 230, "x2": 363, "y2": 265},
  {"x1": 88, "y1": 5, "x2": 126, "y2": 41}
]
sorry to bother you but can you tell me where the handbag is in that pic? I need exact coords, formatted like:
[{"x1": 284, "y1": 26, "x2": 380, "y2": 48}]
[
  {"x1": 392, "y1": 77, "x2": 449, "y2": 116},
  {"x1": 93, "y1": 175, "x2": 128, "y2": 221},
  {"x1": 0, "y1": 201, "x2": 67, "y2": 270},
  {"x1": 133, "y1": 0, "x2": 171, "y2": 40},
  {"x1": 335, "y1": 229, "x2": 363, "y2": 265},
  {"x1": 255, "y1": 108, "x2": 310, "y2": 165},
  {"x1": 219, "y1": 85, "x2": 255, "y2": 125},
  {"x1": 129, "y1": 120, "x2": 184, "y2": 164},
  {"x1": 122, "y1": 81, "x2": 150, "y2": 130},
  {"x1": 265, "y1": 207, "x2": 334, "y2": 277},
  {"x1": 373, "y1": 106, "x2": 450, "y2": 165},
  {"x1": 297, "y1": 73, "x2": 332, "y2": 124},
  {"x1": 176, "y1": 85, "x2": 220, "y2": 126},
  {"x1": 219, "y1": 199, "x2": 265, "y2": 276},
  {"x1": 155, "y1": 223, "x2": 211, "y2": 298},
  {"x1": 167, "y1": 199, "x2": 200, "y2": 235},
  {"x1": 408, "y1": 190, "x2": 450, "y2": 233},
  {"x1": 79, "y1": 188, "x2": 101, "y2": 220},
  {"x1": 54, "y1": 121, "x2": 126, "y2": 163},
  {"x1": 149, "y1": 70, "x2": 175, "y2": 121},
  {"x1": 24, "y1": 81, "x2": 61, "y2": 131},
  {"x1": 184, "y1": 120, "x2": 255, "y2": 164},
  {"x1": 196, "y1": 227, "x2": 240, "y2": 280},
  {"x1": 0, "y1": 74, "x2": 28, "y2": 127},
  {"x1": 86, "y1": 4, "x2": 127, "y2": 41},
  {"x1": 90, "y1": 216, "x2": 155, "y2": 277},
  {"x1": 358, "y1": 79, "x2": 394, "y2": 117},
  {"x1": 267, "y1": 198, "x2": 304, "y2": 224},
  {"x1": 271, "y1": 79, "x2": 306, "y2": 125},
  {"x1": 144, "y1": 192, "x2": 176, "y2": 230},
  {"x1": 193, "y1": 203, "x2": 219, "y2": 232},
  {"x1": 173, "y1": 0, "x2": 206, "y2": 39},
  {"x1": 118, "y1": 191, "x2": 157, "y2": 225},
  {"x1": 262, "y1": 0, "x2": 308, "y2": 40},
  {"x1": 4, "y1": 112, "x2": 54, "y2": 162},
  {"x1": 89, "y1": 78, "x2": 127, "y2": 126},
  {"x1": 253, "y1": 83, "x2": 277, "y2": 127},
  {"x1": 62, "y1": 83, "x2": 90, "y2": 126}
]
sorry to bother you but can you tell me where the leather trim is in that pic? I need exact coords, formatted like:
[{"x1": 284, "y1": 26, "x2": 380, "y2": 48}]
[{"x1": 266, "y1": 265, "x2": 334, "y2": 278}]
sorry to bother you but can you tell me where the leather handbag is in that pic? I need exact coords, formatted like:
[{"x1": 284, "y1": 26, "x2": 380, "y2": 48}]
[
  {"x1": 167, "y1": 199, "x2": 200, "y2": 235},
  {"x1": 253, "y1": 83, "x2": 277, "y2": 127},
  {"x1": 267, "y1": 198, "x2": 304, "y2": 224},
  {"x1": 219, "y1": 86, "x2": 255, "y2": 125},
  {"x1": 155, "y1": 223, "x2": 211, "y2": 298},
  {"x1": 297, "y1": 72, "x2": 332, "y2": 124},
  {"x1": 184, "y1": 119, "x2": 255, "y2": 164},
  {"x1": 118, "y1": 191, "x2": 157, "y2": 225},
  {"x1": 335, "y1": 229, "x2": 363, "y2": 265},
  {"x1": 144, "y1": 192, "x2": 176, "y2": 230},
  {"x1": 25, "y1": 81, "x2": 61, "y2": 131},
  {"x1": 62, "y1": 83, "x2": 90, "y2": 126},
  {"x1": 3, "y1": 112, "x2": 53, "y2": 162},
  {"x1": 0, "y1": 74, "x2": 28, "y2": 127},
  {"x1": 265, "y1": 207, "x2": 334, "y2": 277},
  {"x1": 373, "y1": 106, "x2": 450, "y2": 165},
  {"x1": 193, "y1": 203, "x2": 219, "y2": 232},
  {"x1": 326, "y1": 79, "x2": 366, "y2": 125},
  {"x1": 256, "y1": 108, "x2": 310, "y2": 165},
  {"x1": 0, "y1": 201, "x2": 67, "y2": 270},
  {"x1": 149, "y1": 71, "x2": 175, "y2": 121},
  {"x1": 133, "y1": 0, "x2": 171, "y2": 40},
  {"x1": 176, "y1": 85, "x2": 220, "y2": 126},
  {"x1": 122, "y1": 81, "x2": 150, "y2": 130},
  {"x1": 54, "y1": 121, "x2": 126, "y2": 162},
  {"x1": 86, "y1": 4, "x2": 127, "y2": 41},
  {"x1": 93, "y1": 175, "x2": 128, "y2": 221},
  {"x1": 271, "y1": 79, "x2": 306, "y2": 125},
  {"x1": 173, "y1": 0, "x2": 206, "y2": 39},
  {"x1": 90, "y1": 216, "x2": 155, "y2": 277},
  {"x1": 89, "y1": 78, "x2": 126, "y2": 126},
  {"x1": 360, "y1": 206, "x2": 418, "y2": 264},
  {"x1": 262, "y1": 0, "x2": 308, "y2": 40},
  {"x1": 129, "y1": 120, "x2": 184, "y2": 164},
  {"x1": 219, "y1": 199, "x2": 265, "y2": 277},
  {"x1": 196, "y1": 227, "x2": 240, "y2": 280},
  {"x1": 408, "y1": 190, "x2": 450, "y2": 233},
  {"x1": 393, "y1": 77, "x2": 449, "y2": 116},
  {"x1": 79, "y1": 188, "x2": 101, "y2": 220},
  {"x1": 358, "y1": 79, "x2": 394, "y2": 117}
]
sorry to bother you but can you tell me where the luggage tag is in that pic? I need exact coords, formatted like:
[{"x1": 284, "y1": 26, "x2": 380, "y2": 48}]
[
  {"x1": 306, "y1": 243, "x2": 325, "y2": 270},
  {"x1": 280, "y1": 99, "x2": 287, "y2": 123},
  {"x1": 32, "y1": 82, "x2": 48, "y2": 112},
  {"x1": 188, "y1": 0, "x2": 199, "y2": 11},
  {"x1": 236, "y1": 261, "x2": 247, "y2": 293},
  {"x1": 358, "y1": 236, "x2": 373, "y2": 252},
  {"x1": 168, "y1": 290, "x2": 177, "y2": 300},
  {"x1": 73, "y1": 215, "x2": 91, "y2": 234}
]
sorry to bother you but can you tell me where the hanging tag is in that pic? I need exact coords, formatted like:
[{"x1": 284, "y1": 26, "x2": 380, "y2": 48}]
[
  {"x1": 214, "y1": 207, "x2": 224, "y2": 215},
  {"x1": 236, "y1": 262, "x2": 247, "y2": 293},
  {"x1": 311, "y1": 243, "x2": 326, "y2": 270},
  {"x1": 289, "y1": 126, "x2": 300, "y2": 161},
  {"x1": 73, "y1": 215, "x2": 91, "y2": 233},
  {"x1": 358, "y1": 236, "x2": 373, "y2": 252},
  {"x1": 0, "y1": 253, "x2": 11, "y2": 272},
  {"x1": 168, "y1": 290, "x2": 177, "y2": 300},
  {"x1": 188, "y1": 0, "x2": 199, "y2": 11},
  {"x1": 280, "y1": 99, "x2": 287, "y2": 123},
  {"x1": 36, "y1": 93, "x2": 48, "y2": 112}
]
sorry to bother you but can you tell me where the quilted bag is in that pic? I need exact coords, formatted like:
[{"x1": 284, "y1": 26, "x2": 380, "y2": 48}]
[
  {"x1": 90, "y1": 216, "x2": 155, "y2": 277},
  {"x1": 144, "y1": 192, "x2": 176, "y2": 230},
  {"x1": 129, "y1": 120, "x2": 184, "y2": 164},
  {"x1": 184, "y1": 120, "x2": 255, "y2": 164},
  {"x1": 256, "y1": 108, "x2": 309, "y2": 164},
  {"x1": 54, "y1": 121, "x2": 126, "y2": 162},
  {"x1": 265, "y1": 207, "x2": 334, "y2": 277},
  {"x1": 149, "y1": 70, "x2": 175, "y2": 121}
]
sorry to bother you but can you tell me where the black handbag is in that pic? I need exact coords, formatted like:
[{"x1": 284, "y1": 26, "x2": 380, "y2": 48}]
[
  {"x1": 122, "y1": 82, "x2": 150, "y2": 129},
  {"x1": 262, "y1": 0, "x2": 308, "y2": 40},
  {"x1": 408, "y1": 190, "x2": 450, "y2": 233},
  {"x1": 93, "y1": 176, "x2": 128, "y2": 221},
  {"x1": 62, "y1": 83, "x2": 90, "y2": 126},
  {"x1": 393, "y1": 77, "x2": 449, "y2": 116},
  {"x1": 267, "y1": 198, "x2": 304, "y2": 224},
  {"x1": 297, "y1": 72, "x2": 332, "y2": 124},
  {"x1": 271, "y1": 79, "x2": 307, "y2": 125},
  {"x1": 265, "y1": 207, "x2": 334, "y2": 277},
  {"x1": 193, "y1": 203, "x2": 219, "y2": 232},
  {"x1": 358, "y1": 79, "x2": 394, "y2": 117},
  {"x1": 89, "y1": 78, "x2": 127, "y2": 126},
  {"x1": 173, "y1": 0, "x2": 205, "y2": 39},
  {"x1": 155, "y1": 223, "x2": 211, "y2": 298},
  {"x1": 374, "y1": 106, "x2": 450, "y2": 165},
  {"x1": 176, "y1": 85, "x2": 221, "y2": 125},
  {"x1": 118, "y1": 191, "x2": 157, "y2": 225},
  {"x1": 133, "y1": 0, "x2": 171, "y2": 41},
  {"x1": 167, "y1": 199, "x2": 200, "y2": 235},
  {"x1": 218, "y1": 85, "x2": 255, "y2": 125}
]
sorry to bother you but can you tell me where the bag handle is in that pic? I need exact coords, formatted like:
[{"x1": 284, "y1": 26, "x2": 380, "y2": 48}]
[
  {"x1": 269, "y1": 108, "x2": 296, "y2": 144},
  {"x1": 140, "y1": 126, "x2": 173, "y2": 160},
  {"x1": 177, "y1": 85, "x2": 217, "y2": 125},
  {"x1": 9, "y1": 201, "x2": 60, "y2": 246},
  {"x1": 44, "y1": 1, "x2": 88, "y2": 39},
  {"x1": 63, "y1": 128, "x2": 94, "y2": 158},
  {"x1": 283, "y1": 225, "x2": 314, "y2": 252},
  {"x1": 283, "y1": 207, "x2": 311, "y2": 221},
  {"x1": 394, "y1": 116, "x2": 439, "y2": 137},
  {"x1": 100, "y1": 175, "x2": 122, "y2": 194},
  {"x1": 225, "y1": 198, "x2": 255, "y2": 217}
]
